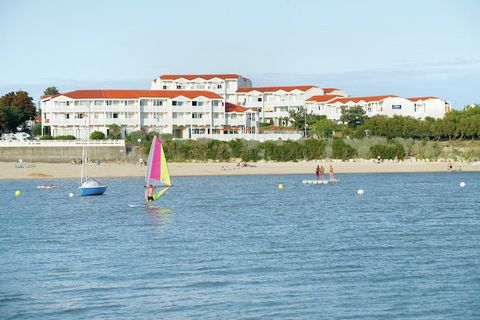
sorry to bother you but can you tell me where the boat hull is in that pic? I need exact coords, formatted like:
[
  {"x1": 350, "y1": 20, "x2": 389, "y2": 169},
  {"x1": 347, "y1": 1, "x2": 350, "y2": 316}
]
[{"x1": 79, "y1": 186, "x2": 107, "y2": 196}]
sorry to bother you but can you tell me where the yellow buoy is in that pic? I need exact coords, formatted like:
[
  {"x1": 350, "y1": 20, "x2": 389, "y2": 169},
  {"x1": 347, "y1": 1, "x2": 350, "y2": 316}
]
[
  {"x1": 15, "y1": 190, "x2": 21, "y2": 197},
  {"x1": 278, "y1": 183, "x2": 284, "y2": 190}
]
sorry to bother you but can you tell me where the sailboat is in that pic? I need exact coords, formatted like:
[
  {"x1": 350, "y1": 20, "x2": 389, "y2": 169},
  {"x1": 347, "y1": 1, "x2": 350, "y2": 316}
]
[
  {"x1": 78, "y1": 108, "x2": 107, "y2": 196},
  {"x1": 144, "y1": 136, "x2": 172, "y2": 203}
]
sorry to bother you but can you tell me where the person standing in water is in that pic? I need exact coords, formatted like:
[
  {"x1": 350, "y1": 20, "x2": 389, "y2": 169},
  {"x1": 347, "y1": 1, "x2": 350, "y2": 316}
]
[
  {"x1": 320, "y1": 165, "x2": 325, "y2": 180},
  {"x1": 329, "y1": 164, "x2": 334, "y2": 182},
  {"x1": 316, "y1": 165, "x2": 320, "y2": 180}
]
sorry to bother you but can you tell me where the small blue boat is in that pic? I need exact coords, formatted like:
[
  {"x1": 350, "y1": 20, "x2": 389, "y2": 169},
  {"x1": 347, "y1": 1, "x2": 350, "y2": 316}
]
[{"x1": 79, "y1": 179, "x2": 107, "y2": 196}]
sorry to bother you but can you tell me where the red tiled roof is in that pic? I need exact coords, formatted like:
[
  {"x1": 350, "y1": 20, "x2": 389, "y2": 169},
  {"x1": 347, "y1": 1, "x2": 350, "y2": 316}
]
[
  {"x1": 328, "y1": 95, "x2": 397, "y2": 104},
  {"x1": 306, "y1": 95, "x2": 340, "y2": 103},
  {"x1": 407, "y1": 96, "x2": 438, "y2": 102},
  {"x1": 236, "y1": 85, "x2": 317, "y2": 93},
  {"x1": 159, "y1": 74, "x2": 242, "y2": 81},
  {"x1": 322, "y1": 88, "x2": 339, "y2": 94},
  {"x1": 56, "y1": 90, "x2": 223, "y2": 100},
  {"x1": 34, "y1": 115, "x2": 42, "y2": 122},
  {"x1": 225, "y1": 102, "x2": 249, "y2": 113}
]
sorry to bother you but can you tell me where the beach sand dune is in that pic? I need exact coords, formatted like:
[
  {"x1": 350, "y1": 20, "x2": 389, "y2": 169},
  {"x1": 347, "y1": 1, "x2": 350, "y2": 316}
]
[{"x1": 0, "y1": 160, "x2": 477, "y2": 180}]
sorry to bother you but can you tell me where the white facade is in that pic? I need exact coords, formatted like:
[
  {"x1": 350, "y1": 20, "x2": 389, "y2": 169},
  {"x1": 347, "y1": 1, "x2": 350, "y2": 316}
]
[
  {"x1": 307, "y1": 95, "x2": 451, "y2": 121},
  {"x1": 151, "y1": 74, "x2": 252, "y2": 103},
  {"x1": 407, "y1": 97, "x2": 452, "y2": 119},
  {"x1": 41, "y1": 90, "x2": 258, "y2": 139},
  {"x1": 235, "y1": 85, "x2": 324, "y2": 125}
]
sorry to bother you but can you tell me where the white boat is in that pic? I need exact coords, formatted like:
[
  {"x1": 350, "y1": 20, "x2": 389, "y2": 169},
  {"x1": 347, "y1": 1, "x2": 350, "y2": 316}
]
[{"x1": 78, "y1": 107, "x2": 107, "y2": 196}]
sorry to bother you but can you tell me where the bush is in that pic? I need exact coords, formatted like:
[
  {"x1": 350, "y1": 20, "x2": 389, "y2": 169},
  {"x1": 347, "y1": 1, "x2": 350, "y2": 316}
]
[
  {"x1": 369, "y1": 142, "x2": 405, "y2": 160},
  {"x1": 208, "y1": 140, "x2": 232, "y2": 161},
  {"x1": 55, "y1": 135, "x2": 76, "y2": 140},
  {"x1": 40, "y1": 135, "x2": 53, "y2": 140},
  {"x1": 90, "y1": 131, "x2": 105, "y2": 140},
  {"x1": 304, "y1": 139, "x2": 327, "y2": 160},
  {"x1": 127, "y1": 130, "x2": 147, "y2": 145},
  {"x1": 228, "y1": 139, "x2": 245, "y2": 158},
  {"x1": 332, "y1": 139, "x2": 357, "y2": 160},
  {"x1": 107, "y1": 124, "x2": 121, "y2": 139}
]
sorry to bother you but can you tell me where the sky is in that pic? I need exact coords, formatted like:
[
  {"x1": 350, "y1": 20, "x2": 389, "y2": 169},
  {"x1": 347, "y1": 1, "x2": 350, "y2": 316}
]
[{"x1": 0, "y1": 0, "x2": 479, "y2": 108}]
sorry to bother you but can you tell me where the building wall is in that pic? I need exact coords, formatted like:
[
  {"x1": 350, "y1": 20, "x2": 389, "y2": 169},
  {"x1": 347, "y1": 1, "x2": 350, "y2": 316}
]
[
  {"x1": 151, "y1": 75, "x2": 252, "y2": 103},
  {"x1": 236, "y1": 87, "x2": 324, "y2": 125},
  {"x1": 41, "y1": 93, "x2": 258, "y2": 139},
  {"x1": 411, "y1": 99, "x2": 449, "y2": 119}
]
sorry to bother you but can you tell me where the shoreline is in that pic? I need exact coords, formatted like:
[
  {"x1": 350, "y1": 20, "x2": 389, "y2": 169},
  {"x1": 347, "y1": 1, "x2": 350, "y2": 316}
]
[{"x1": 1, "y1": 160, "x2": 478, "y2": 180}]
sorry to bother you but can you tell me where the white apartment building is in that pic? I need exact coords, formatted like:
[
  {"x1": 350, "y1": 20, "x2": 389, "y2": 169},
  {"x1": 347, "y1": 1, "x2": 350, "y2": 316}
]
[
  {"x1": 41, "y1": 90, "x2": 258, "y2": 139},
  {"x1": 307, "y1": 95, "x2": 451, "y2": 121},
  {"x1": 407, "y1": 97, "x2": 452, "y2": 119},
  {"x1": 235, "y1": 85, "x2": 324, "y2": 125},
  {"x1": 305, "y1": 95, "x2": 342, "y2": 119},
  {"x1": 151, "y1": 74, "x2": 252, "y2": 103}
]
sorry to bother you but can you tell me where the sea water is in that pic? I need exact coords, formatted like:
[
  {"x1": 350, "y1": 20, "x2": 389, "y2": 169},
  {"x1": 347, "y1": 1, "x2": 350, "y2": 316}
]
[{"x1": 0, "y1": 173, "x2": 479, "y2": 319}]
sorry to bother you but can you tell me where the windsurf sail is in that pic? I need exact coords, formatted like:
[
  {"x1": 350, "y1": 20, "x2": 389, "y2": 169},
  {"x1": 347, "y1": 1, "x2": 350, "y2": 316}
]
[{"x1": 145, "y1": 136, "x2": 172, "y2": 201}]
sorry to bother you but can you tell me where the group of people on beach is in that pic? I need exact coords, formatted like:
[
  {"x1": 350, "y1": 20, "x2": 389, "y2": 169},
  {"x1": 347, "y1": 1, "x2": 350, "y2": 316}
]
[{"x1": 316, "y1": 164, "x2": 334, "y2": 181}]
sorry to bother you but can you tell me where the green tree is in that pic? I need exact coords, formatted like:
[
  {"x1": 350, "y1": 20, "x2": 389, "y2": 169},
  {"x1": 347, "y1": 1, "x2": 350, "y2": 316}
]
[
  {"x1": 340, "y1": 105, "x2": 367, "y2": 128},
  {"x1": 0, "y1": 91, "x2": 36, "y2": 131},
  {"x1": 310, "y1": 117, "x2": 336, "y2": 138},
  {"x1": 31, "y1": 123, "x2": 42, "y2": 136},
  {"x1": 288, "y1": 109, "x2": 324, "y2": 137},
  {"x1": 107, "y1": 124, "x2": 121, "y2": 139},
  {"x1": 43, "y1": 87, "x2": 60, "y2": 96}
]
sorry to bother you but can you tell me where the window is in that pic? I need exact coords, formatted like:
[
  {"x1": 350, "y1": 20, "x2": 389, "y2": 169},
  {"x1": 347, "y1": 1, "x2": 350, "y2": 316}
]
[
  {"x1": 257, "y1": 97, "x2": 262, "y2": 102},
  {"x1": 192, "y1": 113, "x2": 203, "y2": 119},
  {"x1": 106, "y1": 100, "x2": 112, "y2": 106},
  {"x1": 153, "y1": 100, "x2": 163, "y2": 106},
  {"x1": 172, "y1": 101, "x2": 177, "y2": 106},
  {"x1": 66, "y1": 101, "x2": 70, "y2": 106},
  {"x1": 176, "y1": 84, "x2": 182, "y2": 89},
  {"x1": 192, "y1": 101, "x2": 197, "y2": 106},
  {"x1": 113, "y1": 113, "x2": 118, "y2": 119},
  {"x1": 65, "y1": 114, "x2": 70, "y2": 119},
  {"x1": 163, "y1": 85, "x2": 167, "y2": 90},
  {"x1": 217, "y1": 84, "x2": 222, "y2": 89},
  {"x1": 212, "y1": 100, "x2": 219, "y2": 106},
  {"x1": 172, "y1": 112, "x2": 178, "y2": 119}
]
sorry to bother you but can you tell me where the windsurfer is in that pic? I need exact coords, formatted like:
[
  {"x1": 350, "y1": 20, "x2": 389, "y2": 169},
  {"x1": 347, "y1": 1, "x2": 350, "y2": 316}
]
[{"x1": 147, "y1": 184, "x2": 155, "y2": 202}]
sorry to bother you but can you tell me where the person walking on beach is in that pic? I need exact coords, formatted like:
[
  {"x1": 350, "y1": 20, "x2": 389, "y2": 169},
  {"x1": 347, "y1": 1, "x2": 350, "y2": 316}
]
[
  {"x1": 316, "y1": 165, "x2": 320, "y2": 180},
  {"x1": 329, "y1": 164, "x2": 334, "y2": 182}
]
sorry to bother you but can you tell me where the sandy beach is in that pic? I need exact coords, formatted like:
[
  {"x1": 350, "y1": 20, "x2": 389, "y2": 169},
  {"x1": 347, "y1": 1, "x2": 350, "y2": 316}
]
[{"x1": 0, "y1": 160, "x2": 478, "y2": 180}]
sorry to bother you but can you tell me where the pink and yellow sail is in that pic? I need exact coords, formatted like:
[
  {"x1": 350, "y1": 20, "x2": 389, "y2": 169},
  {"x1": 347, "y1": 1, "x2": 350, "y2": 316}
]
[{"x1": 145, "y1": 136, "x2": 171, "y2": 200}]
